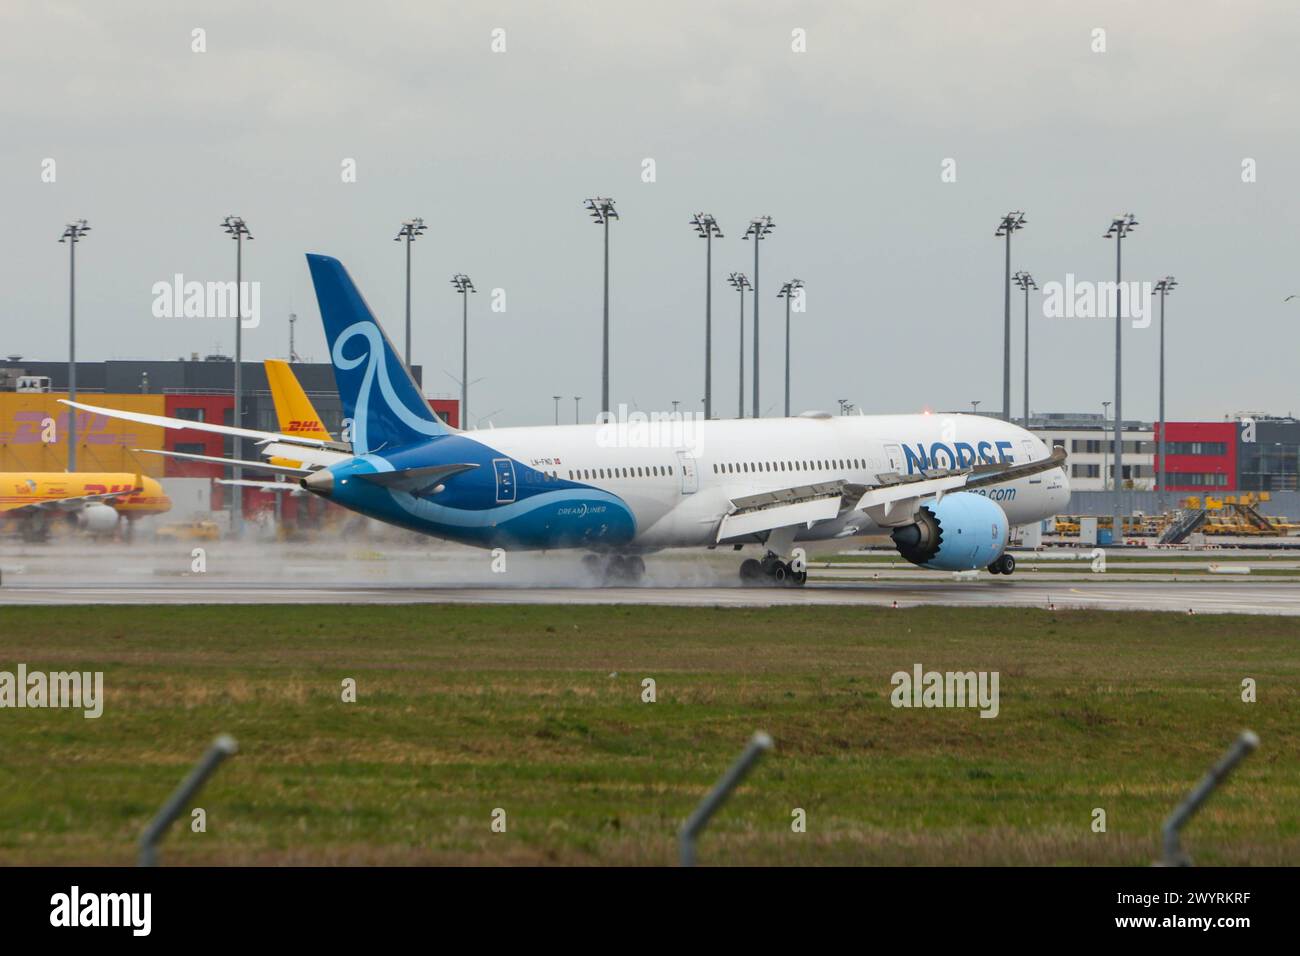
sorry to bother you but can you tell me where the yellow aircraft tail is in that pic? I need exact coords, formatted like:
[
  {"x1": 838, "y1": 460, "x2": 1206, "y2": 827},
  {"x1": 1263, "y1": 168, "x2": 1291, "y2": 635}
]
[
  {"x1": 264, "y1": 360, "x2": 334, "y2": 469},
  {"x1": 265, "y1": 360, "x2": 333, "y2": 441}
]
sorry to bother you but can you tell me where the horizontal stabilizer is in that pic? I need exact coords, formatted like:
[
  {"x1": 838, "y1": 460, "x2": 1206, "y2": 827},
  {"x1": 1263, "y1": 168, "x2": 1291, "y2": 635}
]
[
  {"x1": 356, "y1": 463, "x2": 479, "y2": 497},
  {"x1": 214, "y1": 478, "x2": 303, "y2": 494},
  {"x1": 133, "y1": 448, "x2": 313, "y2": 477}
]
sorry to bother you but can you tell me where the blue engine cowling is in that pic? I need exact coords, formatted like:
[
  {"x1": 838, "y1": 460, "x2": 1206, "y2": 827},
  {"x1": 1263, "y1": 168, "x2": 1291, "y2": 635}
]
[{"x1": 890, "y1": 492, "x2": 1009, "y2": 571}]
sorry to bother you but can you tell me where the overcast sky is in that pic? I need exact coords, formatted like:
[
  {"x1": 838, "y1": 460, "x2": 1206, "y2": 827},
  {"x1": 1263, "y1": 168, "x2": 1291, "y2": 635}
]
[{"x1": 4, "y1": 1, "x2": 1298, "y2": 426}]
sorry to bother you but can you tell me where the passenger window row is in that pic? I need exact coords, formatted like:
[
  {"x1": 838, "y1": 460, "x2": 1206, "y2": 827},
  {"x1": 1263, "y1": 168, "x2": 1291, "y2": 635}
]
[
  {"x1": 712, "y1": 458, "x2": 865, "y2": 475},
  {"x1": 567, "y1": 465, "x2": 675, "y2": 481}
]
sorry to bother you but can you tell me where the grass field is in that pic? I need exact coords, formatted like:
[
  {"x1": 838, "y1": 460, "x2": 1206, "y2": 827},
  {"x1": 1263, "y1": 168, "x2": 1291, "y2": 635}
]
[{"x1": 0, "y1": 604, "x2": 1295, "y2": 865}]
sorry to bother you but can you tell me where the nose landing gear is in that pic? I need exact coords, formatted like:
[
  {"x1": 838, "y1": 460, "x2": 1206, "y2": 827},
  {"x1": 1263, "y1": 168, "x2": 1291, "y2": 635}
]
[{"x1": 986, "y1": 553, "x2": 1016, "y2": 575}]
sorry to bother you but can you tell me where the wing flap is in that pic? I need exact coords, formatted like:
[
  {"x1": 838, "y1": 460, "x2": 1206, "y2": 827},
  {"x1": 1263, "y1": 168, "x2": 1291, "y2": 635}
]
[{"x1": 716, "y1": 495, "x2": 843, "y2": 542}]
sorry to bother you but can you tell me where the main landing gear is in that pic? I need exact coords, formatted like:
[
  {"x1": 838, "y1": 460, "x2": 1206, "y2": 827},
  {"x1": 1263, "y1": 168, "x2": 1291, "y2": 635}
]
[
  {"x1": 739, "y1": 551, "x2": 808, "y2": 588},
  {"x1": 582, "y1": 553, "x2": 646, "y2": 584},
  {"x1": 986, "y1": 553, "x2": 1016, "y2": 575}
]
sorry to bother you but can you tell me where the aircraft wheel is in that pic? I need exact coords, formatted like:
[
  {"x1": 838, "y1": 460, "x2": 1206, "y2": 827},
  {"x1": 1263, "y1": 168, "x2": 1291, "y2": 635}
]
[
  {"x1": 1001, "y1": 554, "x2": 1015, "y2": 575},
  {"x1": 582, "y1": 554, "x2": 604, "y2": 581},
  {"x1": 773, "y1": 562, "x2": 790, "y2": 586},
  {"x1": 739, "y1": 558, "x2": 763, "y2": 584},
  {"x1": 792, "y1": 569, "x2": 808, "y2": 587},
  {"x1": 625, "y1": 555, "x2": 646, "y2": 580}
]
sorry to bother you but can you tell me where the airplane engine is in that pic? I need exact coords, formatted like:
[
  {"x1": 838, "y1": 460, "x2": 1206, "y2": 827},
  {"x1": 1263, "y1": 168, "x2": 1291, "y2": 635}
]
[
  {"x1": 890, "y1": 492, "x2": 1008, "y2": 572},
  {"x1": 77, "y1": 502, "x2": 121, "y2": 535}
]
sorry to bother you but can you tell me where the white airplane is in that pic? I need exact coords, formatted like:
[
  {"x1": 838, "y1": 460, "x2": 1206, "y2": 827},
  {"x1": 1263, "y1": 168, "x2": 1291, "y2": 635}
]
[{"x1": 64, "y1": 254, "x2": 1070, "y2": 586}]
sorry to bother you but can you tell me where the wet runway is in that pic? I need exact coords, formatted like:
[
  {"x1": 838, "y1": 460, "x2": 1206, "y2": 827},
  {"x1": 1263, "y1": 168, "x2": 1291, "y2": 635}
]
[
  {"x1": 2, "y1": 579, "x2": 1298, "y2": 615},
  {"x1": 2, "y1": 541, "x2": 1298, "y2": 615}
]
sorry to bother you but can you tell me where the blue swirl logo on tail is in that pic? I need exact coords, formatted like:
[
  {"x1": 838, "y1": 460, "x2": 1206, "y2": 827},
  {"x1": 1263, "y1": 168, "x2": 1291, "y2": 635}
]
[
  {"x1": 307, "y1": 253, "x2": 453, "y2": 454},
  {"x1": 332, "y1": 321, "x2": 448, "y2": 454}
]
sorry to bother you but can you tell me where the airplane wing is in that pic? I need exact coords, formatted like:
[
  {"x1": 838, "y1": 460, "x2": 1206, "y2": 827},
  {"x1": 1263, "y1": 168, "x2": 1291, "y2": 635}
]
[
  {"x1": 60, "y1": 399, "x2": 345, "y2": 450},
  {"x1": 715, "y1": 447, "x2": 1067, "y2": 540},
  {"x1": 715, "y1": 481, "x2": 846, "y2": 541},
  {"x1": 853, "y1": 445, "x2": 1067, "y2": 518},
  {"x1": 258, "y1": 442, "x2": 352, "y2": 468}
]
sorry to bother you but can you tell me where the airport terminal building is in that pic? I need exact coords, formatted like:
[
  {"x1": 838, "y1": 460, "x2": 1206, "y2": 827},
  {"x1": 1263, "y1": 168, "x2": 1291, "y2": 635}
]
[{"x1": 1024, "y1": 412, "x2": 1298, "y2": 495}]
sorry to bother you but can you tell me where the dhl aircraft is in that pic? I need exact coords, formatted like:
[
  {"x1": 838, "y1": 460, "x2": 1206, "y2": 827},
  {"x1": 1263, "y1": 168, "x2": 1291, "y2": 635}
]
[
  {"x1": 0, "y1": 472, "x2": 170, "y2": 540},
  {"x1": 65, "y1": 254, "x2": 1069, "y2": 586},
  {"x1": 129, "y1": 359, "x2": 347, "y2": 498},
  {"x1": 210, "y1": 359, "x2": 342, "y2": 496}
]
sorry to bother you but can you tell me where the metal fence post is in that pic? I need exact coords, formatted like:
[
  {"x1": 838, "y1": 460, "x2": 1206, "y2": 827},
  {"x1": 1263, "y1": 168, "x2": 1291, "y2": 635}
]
[
  {"x1": 679, "y1": 731, "x2": 773, "y2": 867},
  {"x1": 1160, "y1": 730, "x2": 1258, "y2": 867},
  {"x1": 138, "y1": 734, "x2": 238, "y2": 866}
]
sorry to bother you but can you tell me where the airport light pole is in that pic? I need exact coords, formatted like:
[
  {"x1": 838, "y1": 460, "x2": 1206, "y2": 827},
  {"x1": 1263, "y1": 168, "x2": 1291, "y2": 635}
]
[
  {"x1": 742, "y1": 216, "x2": 775, "y2": 418},
  {"x1": 394, "y1": 218, "x2": 427, "y2": 369},
  {"x1": 994, "y1": 212, "x2": 1027, "y2": 422},
  {"x1": 450, "y1": 273, "x2": 476, "y2": 430},
  {"x1": 1012, "y1": 270, "x2": 1037, "y2": 425},
  {"x1": 1102, "y1": 400, "x2": 1112, "y2": 491},
  {"x1": 727, "y1": 272, "x2": 752, "y2": 419},
  {"x1": 776, "y1": 279, "x2": 804, "y2": 417},
  {"x1": 58, "y1": 219, "x2": 90, "y2": 471},
  {"x1": 222, "y1": 215, "x2": 253, "y2": 536},
  {"x1": 971, "y1": 400, "x2": 981, "y2": 414},
  {"x1": 585, "y1": 197, "x2": 619, "y2": 415},
  {"x1": 553, "y1": 395, "x2": 562, "y2": 426},
  {"x1": 690, "y1": 213, "x2": 724, "y2": 419},
  {"x1": 1104, "y1": 213, "x2": 1139, "y2": 531},
  {"x1": 1154, "y1": 276, "x2": 1178, "y2": 512}
]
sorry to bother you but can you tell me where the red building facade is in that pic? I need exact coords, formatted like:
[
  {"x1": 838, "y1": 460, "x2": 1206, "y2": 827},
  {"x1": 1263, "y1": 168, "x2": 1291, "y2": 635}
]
[{"x1": 1153, "y1": 421, "x2": 1236, "y2": 492}]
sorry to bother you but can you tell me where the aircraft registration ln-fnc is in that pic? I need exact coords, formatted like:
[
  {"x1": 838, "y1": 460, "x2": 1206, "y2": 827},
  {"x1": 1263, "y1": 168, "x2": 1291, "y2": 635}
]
[{"x1": 64, "y1": 253, "x2": 1070, "y2": 587}]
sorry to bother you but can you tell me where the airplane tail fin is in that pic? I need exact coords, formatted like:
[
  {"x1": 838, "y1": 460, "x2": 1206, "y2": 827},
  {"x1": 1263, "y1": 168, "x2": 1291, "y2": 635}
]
[
  {"x1": 305, "y1": 253, "x2": 454, "y2": 455},
  {"x1": 264, "y1": 359, "x2": 333, "y2": 441}
]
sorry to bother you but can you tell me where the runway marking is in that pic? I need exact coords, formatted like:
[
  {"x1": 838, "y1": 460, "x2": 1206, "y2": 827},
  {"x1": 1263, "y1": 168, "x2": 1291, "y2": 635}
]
[{"x1": 3, "y1": 579, "x2": 1299, "y2": 614}]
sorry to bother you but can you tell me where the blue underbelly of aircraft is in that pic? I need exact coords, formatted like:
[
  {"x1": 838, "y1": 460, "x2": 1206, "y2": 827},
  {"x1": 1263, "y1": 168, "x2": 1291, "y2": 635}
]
[{"x1": 338, "y1": 479, "x2": 637, "y2": 551}]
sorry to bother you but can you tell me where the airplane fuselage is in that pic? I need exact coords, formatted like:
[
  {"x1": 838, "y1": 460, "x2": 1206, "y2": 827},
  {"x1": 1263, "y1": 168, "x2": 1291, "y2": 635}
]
[{"x1": 316, "y1": 412, "x2": 1069, "y2": 553}]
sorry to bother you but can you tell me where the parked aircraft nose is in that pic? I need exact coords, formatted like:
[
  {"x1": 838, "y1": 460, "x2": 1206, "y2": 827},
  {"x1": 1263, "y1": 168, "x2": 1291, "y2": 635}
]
[{"x1": 301, "y1": 469, "x2": 334, "y2": 497}]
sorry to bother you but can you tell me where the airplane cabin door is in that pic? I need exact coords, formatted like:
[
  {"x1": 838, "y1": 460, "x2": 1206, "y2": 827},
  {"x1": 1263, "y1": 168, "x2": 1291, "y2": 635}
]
[
  {"x1": 884, "y1": 443, "x2": 904, "y2": 474},
  {"x1": 493, "y1": 458, "x2": 517, "y2": 503},
  {"x1": 676, "y1": 451, "x2": 698, "y2": 494}
]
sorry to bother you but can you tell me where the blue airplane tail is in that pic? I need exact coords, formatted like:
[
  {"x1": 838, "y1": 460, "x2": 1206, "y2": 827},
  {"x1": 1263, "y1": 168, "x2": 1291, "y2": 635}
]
[{"x1": 306, "y1": 253, "x2": 454, "y2": 455}]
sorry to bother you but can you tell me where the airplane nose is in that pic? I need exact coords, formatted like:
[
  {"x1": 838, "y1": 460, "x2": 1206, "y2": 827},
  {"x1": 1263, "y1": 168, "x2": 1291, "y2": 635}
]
[{"x1": 301, "y1": 469, "x2": 334, "y2": 497}]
